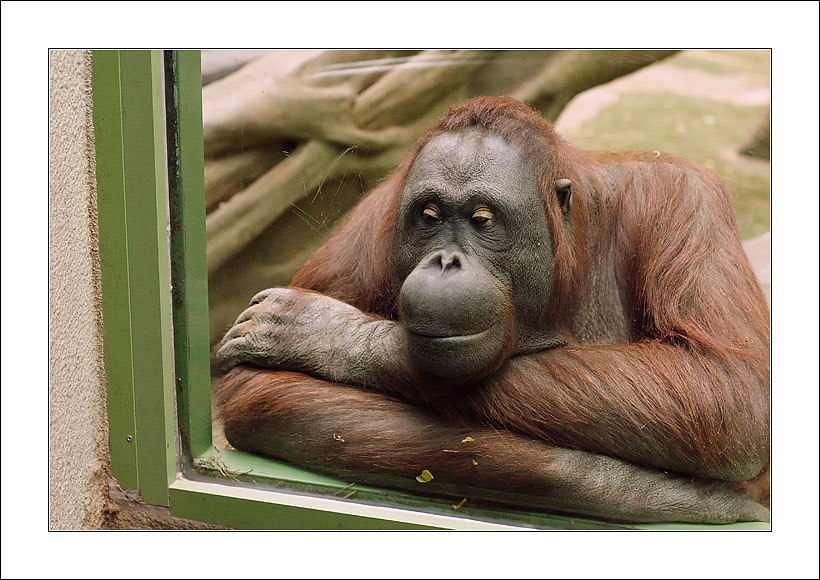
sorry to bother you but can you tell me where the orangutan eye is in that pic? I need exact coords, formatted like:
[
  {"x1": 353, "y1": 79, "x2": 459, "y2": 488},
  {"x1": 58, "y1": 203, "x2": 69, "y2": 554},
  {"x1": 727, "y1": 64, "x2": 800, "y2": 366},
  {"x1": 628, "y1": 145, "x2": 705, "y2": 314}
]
[
  {"x1": 422, "y1": 205, "x2": 442, "y2": 224},
  {"x1": 472, "y1": 207, "x2": 495, "y2": 228}
]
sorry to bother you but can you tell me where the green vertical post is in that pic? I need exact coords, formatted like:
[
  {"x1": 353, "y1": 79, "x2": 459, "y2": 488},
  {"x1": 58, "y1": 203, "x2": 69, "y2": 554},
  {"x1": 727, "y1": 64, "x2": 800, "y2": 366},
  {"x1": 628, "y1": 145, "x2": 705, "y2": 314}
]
[
  {"x1": 93, "y1": 50, "x2": 139, "y2": 489},
  {"x1": 167, "y1": 50, "x2": 212, "y2": 458},
  {"x1": 117, "y1": 50, "x2": 176, "y2": 505}
]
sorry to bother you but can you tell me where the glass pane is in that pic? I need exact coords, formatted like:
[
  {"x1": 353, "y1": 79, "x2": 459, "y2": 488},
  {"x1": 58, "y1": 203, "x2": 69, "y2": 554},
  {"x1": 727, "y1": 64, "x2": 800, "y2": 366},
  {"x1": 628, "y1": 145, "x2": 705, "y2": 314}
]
[{"x1": 200, "y1": 49, "x2": 771, "y2": 524}]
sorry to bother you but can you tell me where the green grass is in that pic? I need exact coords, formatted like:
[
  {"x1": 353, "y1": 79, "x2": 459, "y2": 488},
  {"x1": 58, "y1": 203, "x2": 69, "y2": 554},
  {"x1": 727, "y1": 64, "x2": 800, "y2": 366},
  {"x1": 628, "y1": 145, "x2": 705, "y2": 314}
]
[{"x1": 671, "y1": 49, "x2": 771, "y2": 81}]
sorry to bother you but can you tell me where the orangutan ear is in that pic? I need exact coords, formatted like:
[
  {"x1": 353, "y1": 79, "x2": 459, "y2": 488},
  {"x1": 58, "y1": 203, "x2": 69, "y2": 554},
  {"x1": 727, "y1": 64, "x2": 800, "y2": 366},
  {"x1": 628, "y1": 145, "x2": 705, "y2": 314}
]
[{"x1": 555, "y1": 178, "x2": 572, "y2": 215}]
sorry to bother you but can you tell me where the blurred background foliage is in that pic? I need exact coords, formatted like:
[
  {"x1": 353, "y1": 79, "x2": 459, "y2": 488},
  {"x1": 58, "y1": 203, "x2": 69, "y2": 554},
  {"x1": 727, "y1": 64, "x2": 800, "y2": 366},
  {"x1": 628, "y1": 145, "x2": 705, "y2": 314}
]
[{"x1": 200, "y1": 50, "x2": 770, "y2": 346}]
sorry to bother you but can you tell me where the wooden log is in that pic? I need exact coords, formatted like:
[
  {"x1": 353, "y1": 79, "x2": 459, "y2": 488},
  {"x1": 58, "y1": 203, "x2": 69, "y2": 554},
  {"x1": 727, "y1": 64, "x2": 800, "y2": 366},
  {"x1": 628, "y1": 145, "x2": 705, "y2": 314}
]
[
  {"x1": 352, "y1": 50, "x2": 499, "y2": 130},
  {"x1": 206, "y1": 140, "x2": 342, "y2": 273},
  {"x1": 204, "y1": 148, "x2": 285, "y2": 212},
  {"x1": 511, "y1": 50, "x2": 680, "y2": 121},
  {"x1": 288, "y1": 49, "x2": 420, "y2": 88},
  {"x1": 204, "y1": 125, "x2": 433, "y2": 276},
  {"x1": 202, "y1": 50, "x2": 419, "y2": 157},
  {"x1": 201, "y1": 50, "x2": 271, "y2": 86}
]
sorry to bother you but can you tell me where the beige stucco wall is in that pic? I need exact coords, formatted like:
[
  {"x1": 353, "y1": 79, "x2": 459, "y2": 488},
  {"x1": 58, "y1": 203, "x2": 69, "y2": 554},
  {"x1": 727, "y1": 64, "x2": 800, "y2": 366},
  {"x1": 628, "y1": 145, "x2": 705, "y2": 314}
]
[{"x1": 48, "y1": 49, "x2": 111, "y2": 529}]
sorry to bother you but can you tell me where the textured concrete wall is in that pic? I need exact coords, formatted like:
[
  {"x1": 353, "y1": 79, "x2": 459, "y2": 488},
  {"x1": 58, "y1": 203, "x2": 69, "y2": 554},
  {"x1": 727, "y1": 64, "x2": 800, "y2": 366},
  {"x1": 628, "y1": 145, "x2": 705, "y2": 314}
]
[{"x1": 48, "y1": 50, "x2": 111, "y2": 529}]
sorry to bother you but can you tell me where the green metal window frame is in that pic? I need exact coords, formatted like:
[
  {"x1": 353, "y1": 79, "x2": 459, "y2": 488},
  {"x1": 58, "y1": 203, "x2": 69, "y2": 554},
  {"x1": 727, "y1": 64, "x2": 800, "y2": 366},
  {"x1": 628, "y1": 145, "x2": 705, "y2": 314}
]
[{"x1": 92, "y1": 49, "x2": 769, "y2": 530}]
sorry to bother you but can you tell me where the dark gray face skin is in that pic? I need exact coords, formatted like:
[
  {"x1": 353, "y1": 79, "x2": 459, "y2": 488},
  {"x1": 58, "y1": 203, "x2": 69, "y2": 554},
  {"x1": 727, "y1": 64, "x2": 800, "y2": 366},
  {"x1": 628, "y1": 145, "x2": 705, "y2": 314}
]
[{"x1": 391, "y1": 130, "x2": 560, "y2": 380}]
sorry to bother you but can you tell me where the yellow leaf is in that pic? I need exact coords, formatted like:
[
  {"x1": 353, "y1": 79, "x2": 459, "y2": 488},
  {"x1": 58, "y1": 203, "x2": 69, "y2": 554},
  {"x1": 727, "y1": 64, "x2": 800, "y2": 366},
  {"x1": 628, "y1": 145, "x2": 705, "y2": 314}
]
[
  {"x1": 415, "y1": 469, "x2": 434, "y2": 483},
  {"x1": 461, "y1": 436, "x2": 475, "y2": 444}
]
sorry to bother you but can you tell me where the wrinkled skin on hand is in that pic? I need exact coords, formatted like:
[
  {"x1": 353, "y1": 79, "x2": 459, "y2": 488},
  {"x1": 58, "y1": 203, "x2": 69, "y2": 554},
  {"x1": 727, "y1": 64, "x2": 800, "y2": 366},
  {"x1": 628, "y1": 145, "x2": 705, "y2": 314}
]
[
  {"x1": 217, "y1": 288, "x2": 379, "y2": 379},
  {"x1": 217, "y1": 287, "x2": 444, "y2": 401}
]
